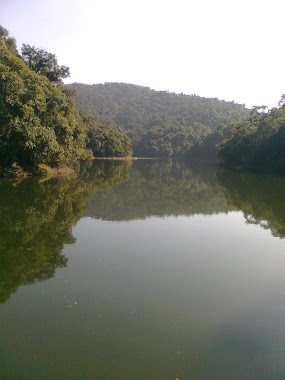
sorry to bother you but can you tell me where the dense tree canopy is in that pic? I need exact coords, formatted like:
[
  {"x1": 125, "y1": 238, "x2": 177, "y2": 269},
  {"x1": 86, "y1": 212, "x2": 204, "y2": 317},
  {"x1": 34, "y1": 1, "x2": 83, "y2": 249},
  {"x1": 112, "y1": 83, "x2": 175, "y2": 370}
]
[
  {"x1": 0, "y1": 27, "x2": 133, "y2": 174},
  {"x1": 0, "y1": 39, "x2": 88, "y2": 168},
  {"x1": 0, "y1": 37, "x2": 89, "y2": 169},
  {"x1": 68, "y1": 82, "x2": 250, "y2": 157},
  {"x1": 187, "y1": 125, "x2": 231, "y2": 161},
  {"x1": 218, "y1": 100, "x2": 285, "y2": 173},
  {"x1": 82, "y1": 114, "x2": 133, "y2": 157}
]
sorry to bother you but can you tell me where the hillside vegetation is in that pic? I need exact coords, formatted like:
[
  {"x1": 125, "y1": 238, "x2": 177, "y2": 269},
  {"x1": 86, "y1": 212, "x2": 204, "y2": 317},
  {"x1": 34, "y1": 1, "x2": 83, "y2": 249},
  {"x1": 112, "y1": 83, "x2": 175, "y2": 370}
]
[
  {"x1": 0, "y1": 26, "x2": 132, "y2": 176},
  {"x1": 218, "y1": 103, "x2": 285, "y2": 173},
  {"x1": 69, "y1": 82, "x2": 250, "y2": 157}
]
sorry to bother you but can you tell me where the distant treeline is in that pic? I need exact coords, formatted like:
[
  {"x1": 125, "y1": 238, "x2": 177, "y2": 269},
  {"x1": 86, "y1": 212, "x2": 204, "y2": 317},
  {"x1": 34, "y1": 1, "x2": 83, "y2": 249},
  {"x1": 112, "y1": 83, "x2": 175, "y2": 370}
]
[
  {"x1": 68, "y1": 82, "x2": 250, "y2": 158},
  {"x1": 0, "y1": 26, "x2": 132, "y2": 175}
]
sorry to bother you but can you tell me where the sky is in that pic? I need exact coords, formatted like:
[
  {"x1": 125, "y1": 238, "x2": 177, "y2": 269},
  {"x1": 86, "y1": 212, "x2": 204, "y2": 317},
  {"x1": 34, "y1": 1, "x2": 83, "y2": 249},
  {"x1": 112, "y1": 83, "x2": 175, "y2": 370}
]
[{"x1": 1, "y1": 0, "x2": 285, "y2": 108}]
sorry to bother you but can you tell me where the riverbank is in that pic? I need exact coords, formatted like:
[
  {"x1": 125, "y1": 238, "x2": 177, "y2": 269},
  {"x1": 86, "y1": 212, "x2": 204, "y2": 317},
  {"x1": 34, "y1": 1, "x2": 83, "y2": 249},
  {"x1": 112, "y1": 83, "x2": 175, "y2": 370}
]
[
  {"x1": 0, "y1": 158, "x2": 136, "y2": 179},
  {"x1": 92, "y1": 156, "x2": 137, "y2": 161},
  {"x1": 0, "y1": 163, "x2": 75, "y2": 179}
]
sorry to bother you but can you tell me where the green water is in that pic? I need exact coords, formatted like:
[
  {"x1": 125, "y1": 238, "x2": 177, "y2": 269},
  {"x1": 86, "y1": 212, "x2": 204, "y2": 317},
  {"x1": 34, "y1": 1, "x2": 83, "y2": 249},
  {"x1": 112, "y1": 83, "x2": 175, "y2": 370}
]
[{"x1": 1, "y1": 159, "x2": 285, "y2": 379}]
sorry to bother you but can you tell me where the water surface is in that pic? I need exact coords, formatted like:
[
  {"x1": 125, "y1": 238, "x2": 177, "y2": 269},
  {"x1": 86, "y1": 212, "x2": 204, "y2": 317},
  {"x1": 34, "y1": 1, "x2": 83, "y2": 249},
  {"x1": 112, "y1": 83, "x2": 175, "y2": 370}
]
[{"x1": 1, "y1": 160, "x2": 285, "y2": 379}]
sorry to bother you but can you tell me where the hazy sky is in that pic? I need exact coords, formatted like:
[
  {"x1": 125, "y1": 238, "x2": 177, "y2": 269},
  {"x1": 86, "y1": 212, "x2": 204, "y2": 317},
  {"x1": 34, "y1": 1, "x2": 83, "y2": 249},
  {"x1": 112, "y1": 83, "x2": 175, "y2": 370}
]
[{"x1": 1, "y1": 0, "x2": 285, "y2": 108}]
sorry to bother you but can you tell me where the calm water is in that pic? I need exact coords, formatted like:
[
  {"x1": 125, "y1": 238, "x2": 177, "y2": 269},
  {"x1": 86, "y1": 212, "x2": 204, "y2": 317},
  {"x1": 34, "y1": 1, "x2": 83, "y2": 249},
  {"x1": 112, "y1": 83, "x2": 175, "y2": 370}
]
[{"x1": 1, "y1": 160, "x2": 285, "y2": 379}]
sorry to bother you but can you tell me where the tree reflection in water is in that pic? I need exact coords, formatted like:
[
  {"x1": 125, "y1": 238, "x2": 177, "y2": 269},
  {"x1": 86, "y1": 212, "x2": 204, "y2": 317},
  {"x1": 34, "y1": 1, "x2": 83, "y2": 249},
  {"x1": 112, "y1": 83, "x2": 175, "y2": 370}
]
[
  {"x1": 0, "y1": 160, "x2": 131, "y2": 303},
  {"x1": 1, "y1": 159, "x2": 285, "y2": 304}
]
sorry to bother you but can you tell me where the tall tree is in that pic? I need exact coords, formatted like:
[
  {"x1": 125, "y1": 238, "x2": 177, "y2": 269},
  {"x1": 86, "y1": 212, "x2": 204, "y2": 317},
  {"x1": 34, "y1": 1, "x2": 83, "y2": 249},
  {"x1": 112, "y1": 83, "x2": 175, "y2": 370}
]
[{"x1": 21, "y1": 44, "x2": 70, "y2": 85}]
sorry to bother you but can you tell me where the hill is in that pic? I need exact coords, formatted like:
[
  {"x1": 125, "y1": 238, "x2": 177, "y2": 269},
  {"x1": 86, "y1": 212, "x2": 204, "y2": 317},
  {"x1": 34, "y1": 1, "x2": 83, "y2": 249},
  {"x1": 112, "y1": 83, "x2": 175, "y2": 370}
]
[{"x1": 68, "y1": 82, "x2": 250, "y2": 157}]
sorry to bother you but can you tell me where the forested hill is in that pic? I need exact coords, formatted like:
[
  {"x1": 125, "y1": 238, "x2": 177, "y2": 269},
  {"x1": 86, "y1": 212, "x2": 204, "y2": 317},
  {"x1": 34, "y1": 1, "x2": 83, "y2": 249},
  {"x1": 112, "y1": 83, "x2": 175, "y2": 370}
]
[{"x1": 68, "y1": 82, "x2": 250, "y2": 157}]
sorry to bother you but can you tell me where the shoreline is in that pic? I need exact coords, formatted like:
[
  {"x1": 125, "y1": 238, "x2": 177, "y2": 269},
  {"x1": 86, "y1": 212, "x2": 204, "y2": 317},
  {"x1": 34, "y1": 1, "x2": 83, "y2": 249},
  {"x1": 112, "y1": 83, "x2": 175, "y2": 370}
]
[
  {"x1": 0, "y1": 164, "x2": 75, "y2": 180},
  {"x1": 92, "y1": 156, "x2": 138, "y2": 161}
]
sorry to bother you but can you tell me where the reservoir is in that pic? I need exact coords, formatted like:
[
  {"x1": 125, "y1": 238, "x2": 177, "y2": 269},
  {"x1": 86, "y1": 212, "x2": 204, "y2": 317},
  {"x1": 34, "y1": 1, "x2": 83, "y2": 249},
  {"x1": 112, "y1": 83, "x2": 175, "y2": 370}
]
[{"x1": 1, "y1": 159, "x2": 285, "y2": 379}]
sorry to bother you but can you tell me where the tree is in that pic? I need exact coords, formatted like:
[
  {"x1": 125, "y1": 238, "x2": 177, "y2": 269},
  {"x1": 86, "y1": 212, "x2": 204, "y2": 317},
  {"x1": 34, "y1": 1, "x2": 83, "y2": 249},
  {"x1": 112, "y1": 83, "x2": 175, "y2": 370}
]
[
  {"x1": 0, "y1": 25, "x2": 18, "y2": 55},
  {"x1": 0, "y1": 38, "x2": 89, "y2": 168},
  {"x1": 0, "y1": 26, "x2": 134, "y2": 174},
  {"x1": 278, "y1": 94, "x2": 285, "y2": 108},
  {"x1": 21, "y1": 44, "x2": 70, "y2": 85}
]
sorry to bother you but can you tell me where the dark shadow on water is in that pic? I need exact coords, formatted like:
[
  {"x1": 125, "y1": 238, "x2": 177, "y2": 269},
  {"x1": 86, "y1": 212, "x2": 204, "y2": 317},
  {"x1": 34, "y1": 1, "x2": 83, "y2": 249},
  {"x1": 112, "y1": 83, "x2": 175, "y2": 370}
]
[
  {"x1": 217, "y1": 169, "x2": 285, "y2": 238},
  {"x1": 0, "y1": 160, "x2": 132, "y2": 303}
]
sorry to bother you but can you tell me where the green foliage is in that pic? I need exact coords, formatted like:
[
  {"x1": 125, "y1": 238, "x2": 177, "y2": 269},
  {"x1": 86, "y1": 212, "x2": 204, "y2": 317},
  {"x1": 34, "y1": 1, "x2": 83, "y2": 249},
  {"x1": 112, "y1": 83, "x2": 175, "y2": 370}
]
[
  {"x1": 82, "y1": 115, "x2": 132, "y2": 157},
  {"x1": 0, "y1": 36, "x2": 89, "y2": 169},
  {"x1": 68, "y1": 82, "x2": 250, "y2": 157},
  {"x1": 0, "y1": 25, "x2": 18, "y2": 55},
  {"x1": 187, "y1": 125, "x2": 230, "y2": 161},
  {"x1": 21, "y1": 44, "x2": 70, "y2": 85},
  {"x1": 218, "y1": 102, "x2": 285, "y2": 173},
  {"x1": 0, "y1": 27, "x2": 134, "y2": 172},
  {"x1": 133, "y1": 125, "x2": 193, "y2": 157}
]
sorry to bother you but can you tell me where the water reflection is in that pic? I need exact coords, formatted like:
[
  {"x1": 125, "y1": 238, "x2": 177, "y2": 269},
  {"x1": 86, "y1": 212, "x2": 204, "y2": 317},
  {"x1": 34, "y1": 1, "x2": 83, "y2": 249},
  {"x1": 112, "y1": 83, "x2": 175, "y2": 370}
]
[
  {"x1": 85, "y1": 160, "x2": 232, "y2": 221},
  {"x1": 1, "y1": 159, "x2": 285, "y2": 378},
  {"x1": 0, "y1": 160, "x2": 131, "y2": 303},
  {"x1": 1, "y1": 159, "x2": 285, "y2": 304},
  {"x1": 85, "y1": 160, "x2": 285, "y2": 239},
  {"x1": 217, "y1": 170, "x2": 285, "y2": 238}
]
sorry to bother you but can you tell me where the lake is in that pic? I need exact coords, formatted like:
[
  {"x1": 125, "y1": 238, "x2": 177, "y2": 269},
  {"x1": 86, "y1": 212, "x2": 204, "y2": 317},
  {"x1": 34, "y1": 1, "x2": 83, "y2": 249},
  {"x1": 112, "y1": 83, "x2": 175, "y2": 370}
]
[{"x1": 1, "y1": 159, "x2": 285, "y2": 379}]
